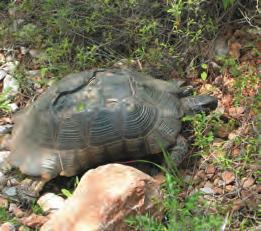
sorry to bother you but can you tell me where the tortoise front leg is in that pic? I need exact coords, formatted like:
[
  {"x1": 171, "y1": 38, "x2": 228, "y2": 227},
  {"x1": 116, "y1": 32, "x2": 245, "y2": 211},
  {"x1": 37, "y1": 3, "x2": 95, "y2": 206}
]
[{"x1": 169, "y1": 135, "x2": 189, "y2": 165}]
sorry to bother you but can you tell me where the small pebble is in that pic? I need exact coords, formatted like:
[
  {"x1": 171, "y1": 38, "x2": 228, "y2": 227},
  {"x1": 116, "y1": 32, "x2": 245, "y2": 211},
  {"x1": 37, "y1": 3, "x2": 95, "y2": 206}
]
[
  {"x1": 241, "y1": 177, "x2": 255, "y2": 188},
  {"x1": 183, "y1": 175, "x2": 192, "y2": 184},
  {"x1": 20, "y1": 214, "x2": 48, "y2": 228},
  {"x1": 222, "y1": 171, "x2": 235, "y2": 185},
  {"x1": 6, "y1": 178, "x2": 19, "y2": 187},
  {"x1": 0, "y1": 196, "x2": 8, "y2": 208},
  {"x1": 206, "y1": 165, "x2": 216, "y2": 174},
  {"x1": 0, "y1": 151, "x2": 10, "y2": 164},
  {"x1": 217, "y1": 180, "x2": 224, "y2": 187},
  {"x1": 9, "y1": 203, "x2": 26, "y2": 218},
  {"x1": 200, "y1": 186, "x2": 214, "y2": 195},
  {"x1": 0, "y1": 134, "x2": 12, "y2": 151},
  {"x1": 20, "y1": 46, "x2": 28, "y2": 55},
  {"x1": 37, "y1": 193, "x2": 65, "y2": 213},
  {"x1": 213, "y1": 187, "x2": 223, "y2": 195},
  {"x1": 225, "y1": 185, "x2": 235, "y2": 192},
  {"x1": 5, "y1": 56, "x2": 13, "y2": 62},
  {"x1": 9, "y1": 103, "x2": 19, "y2": 112},
  {"x1": 0, "y1": 171, "x2": 7, "y2": 186},
  {"x1": 0, "y1": 53, "x2": 5, "y2": 63},
  {"x1": 29, "y1": 49, "x2": 42, "y2": 58}
]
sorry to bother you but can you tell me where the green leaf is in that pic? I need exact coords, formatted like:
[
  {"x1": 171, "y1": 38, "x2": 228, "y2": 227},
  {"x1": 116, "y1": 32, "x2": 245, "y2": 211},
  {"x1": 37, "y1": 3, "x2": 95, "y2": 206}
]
[
  {"x1": 222, "y1": 0, "x2": 235, "y2": 9},
  {"x1": 76, "y1": 102, "x2": 86, "y2": 112},
  {"x1": 61, "y1": 188, "x2": 73, "y2": 198},
  {"x1": 201, "y1": 63, "x2": 208, "y2": 69},
  {"x1": 200, "y1": 71, "x2": 207, "y2": 81}
]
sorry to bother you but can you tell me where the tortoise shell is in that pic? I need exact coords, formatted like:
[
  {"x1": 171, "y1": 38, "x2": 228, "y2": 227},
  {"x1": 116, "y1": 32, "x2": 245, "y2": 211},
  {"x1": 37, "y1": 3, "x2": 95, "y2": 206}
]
[{"x1": 9, "y1": 68, "x2": 216, "y2": 180}]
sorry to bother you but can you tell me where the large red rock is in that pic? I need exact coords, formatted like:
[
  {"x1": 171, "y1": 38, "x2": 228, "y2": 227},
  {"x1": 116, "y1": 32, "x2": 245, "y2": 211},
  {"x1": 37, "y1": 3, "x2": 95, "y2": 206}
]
[{"x1": 41, "y1": 164, "x2": 162, "y2": 231}]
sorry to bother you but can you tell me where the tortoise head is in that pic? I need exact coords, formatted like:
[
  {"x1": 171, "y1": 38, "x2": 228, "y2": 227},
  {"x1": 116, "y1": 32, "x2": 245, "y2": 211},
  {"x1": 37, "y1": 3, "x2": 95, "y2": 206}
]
[{"x1": 181, "y1": 95, "x2": 218, "y2": 115}]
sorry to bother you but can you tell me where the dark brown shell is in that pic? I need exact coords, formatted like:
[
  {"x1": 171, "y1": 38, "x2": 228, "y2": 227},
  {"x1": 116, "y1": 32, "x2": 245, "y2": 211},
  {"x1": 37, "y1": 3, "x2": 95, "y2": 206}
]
[{"x1": 9, "y1": 69, "x2": 216, "y2": 179}]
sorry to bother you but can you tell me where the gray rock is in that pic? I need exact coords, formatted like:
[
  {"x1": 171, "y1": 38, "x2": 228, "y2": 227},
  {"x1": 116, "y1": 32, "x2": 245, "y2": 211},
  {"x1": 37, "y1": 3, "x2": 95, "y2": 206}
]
[
  {"x1": 26, "y1": 70, "x2": 40, "y2": 77},
  {"x1": 184, "y1": 175, "x2": 192, "y2": 184},
  {"x1": 3, "y1": 74, "x2": 19, "y2": 96},
  {"x1": 2, "y1": 186, "x2": 17, "y2": 197},
  {"x1": 0, "y1": 125, "x2": 13, "y2": 134},
  {"x1": 1, "y1": 61, "x2": 18, "y2": 74},
  {"x1": 0, "y1": 70, "x2": 7, "y2": 81},
  {"x1": 214, "y1": 37, "x2": 229, "y2": 56}
]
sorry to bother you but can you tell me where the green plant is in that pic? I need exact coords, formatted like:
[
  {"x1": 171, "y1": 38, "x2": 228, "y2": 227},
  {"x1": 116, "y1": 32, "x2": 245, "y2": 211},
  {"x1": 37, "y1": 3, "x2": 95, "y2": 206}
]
[
  {"x1": 126, "y1": 168, "x2": 223, "y2": 230},
  {"x1": 12, "y1": 69, "x2": 36, "y2": 97},
  {"x1": 182, "y1": 113, "x2": 216, "y2": 151},
  {"x1": 125, "y1": 143, "x2": 223, "y2": 230},
  {"x1": 61, "y1": 188, "x2": 73, "y2": 198},
  {"x1": 61, "y1": 176, "x2": 79, "y2": 198},
  {"x1": 0, "y1": 0, "x2": 224, "y2": 77},
  {"x1": 213, "y1": 149, "x2": 233, "y2": 169},
  {"x1": 0, "y1": 88, "x2": 12, "y2": 112},
  {"x1": 222, "y1": 0, "x2": 236, "y2": 9},
  {"x1": 31, "y1": 200, "x2": 44, "y2": 215},
  {"x1": 0, "y1": 207, "x2": 18, "y2": 224},
  {"x1": 200, "y1": 63, "x2": 208, "y2": 81},
  {"x1": 15, "y1": 23, "x2": 42, "y2": 45},
  {"x1": 218, "y1": 56, "x2": 259, "y2": 107}
]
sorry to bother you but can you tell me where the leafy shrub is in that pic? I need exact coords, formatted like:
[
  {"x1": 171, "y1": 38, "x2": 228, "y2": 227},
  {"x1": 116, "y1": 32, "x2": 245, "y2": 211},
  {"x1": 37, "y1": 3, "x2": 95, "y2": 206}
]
[{"x1": 0, "y1": 0, "x2": 237, "y2": 77}]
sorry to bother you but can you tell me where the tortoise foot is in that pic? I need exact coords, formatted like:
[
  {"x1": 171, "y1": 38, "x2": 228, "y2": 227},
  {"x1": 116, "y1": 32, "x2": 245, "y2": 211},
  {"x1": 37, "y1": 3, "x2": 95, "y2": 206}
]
[
  {"x1": 0, "y1": 160, "x2": 12, "y2": 174},
  {"x1": 16, "y1": 178, "x2": 46, "y2": 205}
]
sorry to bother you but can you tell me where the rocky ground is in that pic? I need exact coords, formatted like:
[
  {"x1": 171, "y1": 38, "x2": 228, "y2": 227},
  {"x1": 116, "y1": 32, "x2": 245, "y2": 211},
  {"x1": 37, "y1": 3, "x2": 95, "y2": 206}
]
[{"x1": 0, "y1": 6, "x2": 260, "y2": 231}]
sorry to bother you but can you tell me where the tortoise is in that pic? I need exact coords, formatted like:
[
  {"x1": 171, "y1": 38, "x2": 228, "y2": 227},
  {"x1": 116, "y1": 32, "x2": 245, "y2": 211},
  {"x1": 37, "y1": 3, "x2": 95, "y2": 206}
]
[{"x1": 7, "y1": 68, "x2": 217, "y2": 198}]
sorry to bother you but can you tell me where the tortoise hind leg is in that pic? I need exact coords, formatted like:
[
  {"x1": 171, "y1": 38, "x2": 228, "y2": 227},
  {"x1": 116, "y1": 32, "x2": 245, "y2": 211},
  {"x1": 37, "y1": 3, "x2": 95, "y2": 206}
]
[
  {"x1": 167, "y1": 80, "x2": 193, "y2": 97},
  {"x1": 14, "y1": 176, "x2": 50, "y2": 204},
  {"x1": 139, "y1": 77, "x2": 193, "y2": 96},
  {"x1": 169, "y1": 135, "x2": 188, "y2": 165}
]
